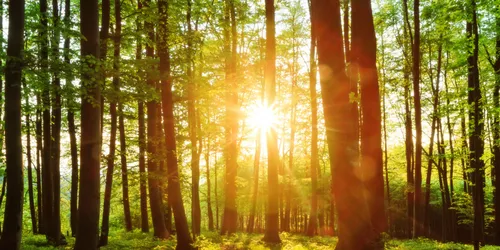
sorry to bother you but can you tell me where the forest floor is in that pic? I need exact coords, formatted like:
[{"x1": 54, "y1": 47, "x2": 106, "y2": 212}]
[{"x1": 21, "y1": 230, "x2": 500, "y2": 249}]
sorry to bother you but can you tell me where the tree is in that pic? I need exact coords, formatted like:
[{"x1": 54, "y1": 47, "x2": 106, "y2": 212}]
[
  {"x1": 74, "y1": 0, "x2": 101, "y2": 248},
  {"x1": 0, "y1": 0, "x2": 25, "y2": 248},
  {"x1": 351, "y1": 0, "x2": 386, "y2": 246},
  {"x1": 467, "y1": 0, "x2": 484, "y2": 248},
  {"x1": 145, "y1": 0, "x2": 168, "y2": 239},
  {"x1": 262, "y1": 0, "x2": 280, "y2": 243},
  {"x1": 158, "y1": 0, "x2": 193, "y2": 247}
]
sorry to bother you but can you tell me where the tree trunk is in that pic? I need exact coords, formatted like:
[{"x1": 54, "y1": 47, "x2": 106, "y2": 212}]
[
  {"x1": 74, "y1": 0, "x2": 101, "y2": 248},
  {"x1": 99, "y1": 0, "x2": 121, "y2": 242},
  {"x1": 247, "y1": 129, "x2": 261, "y2": 233},
  {"x1": 119, "y1": 107, "x2": 132, "y2": 231},
  {"x1": 25, "y1": 82, "x2": 38, "y2": 234},
  {"x1": 186, "y1": 0, "x2": 201, "y2": 236},
  {"x1": 36, "y1": 96, "x2": 44, "y2": 234},
  {"x1": 262, "y1": 0, "x2": 280, "y2": 243},
  {"x1": 145, "y1": 0, "x2": 168, "y2": 239},
  {"x1": 206, "y1": 135, "x2": 214, "y2": 231},
  {"x1": 352, "y1": 0, "x2": 386, "y2": 246},
  {"x1": 64, "y1": 0, "x2": 78, "y2": 237},
  {"x1": 136, "y1": 0, "x2": 149, "y2": 234},
  {"x1": 490, "y1": 8, "x2": 500, "y2": 246},
  {"x1": 467, "y1": 1, "x2": 485, "y2": 248},
  {"x1": 158, "y1": 0, "x2": 193, "y2": 247},
  {"x1": 50, "y1": 0, "x2": 63, "y2": 244},
  {"x1": 40, "y1": 0, "x2": 53, "y2": 241},
  {"x1": 307, "y1": 0, "x2": 318, "y2": 235},
  {"x1": 0, "y1": 0, "x2": 25, "y2": 246},
  {"x1": 221, "y1": 0, "x2": 239, "y2": 235}
]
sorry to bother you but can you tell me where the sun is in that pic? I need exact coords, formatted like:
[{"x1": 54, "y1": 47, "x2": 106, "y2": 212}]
[{"x1": 246, "y1": 102, "x2": 278, "y2": 132}]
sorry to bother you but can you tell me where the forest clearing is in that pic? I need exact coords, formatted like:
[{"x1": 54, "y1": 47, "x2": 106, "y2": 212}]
[{"x1": 0, "y1": 0, "x2": 499, "y2": 249}]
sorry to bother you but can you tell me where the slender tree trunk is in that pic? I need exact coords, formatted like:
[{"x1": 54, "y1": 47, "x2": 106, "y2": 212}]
[
  {"x1": 262, "y1": 0, "x2": 280, "y2": 243},
  {"x1": 25, "y1": 82, "x2": 38, "y2": 234},
  {"x1": 158, "y1": 0, "x2": 193, "y2": 247},
  {"x1": 64, "y1": 0, "x2": 78, "y2": 237},
  {"x1": 119, "y1": 107, "x2": 132, "y2": 231},
  {"x1": 221, "y1": 0, "x2": 239, "y2": 235},
  {"x1": 0, "y1": 0, "x2": 24, "y2": 247},
  {"x1": 74, "y1": 0, "x2": 101, "y2": 248},
  {"x1": 307, "y1": 0, "x2": 319, "y2": 235},
  {"x1": 40, "y1": 0, "x2": 53, "y2": 241},
  {"x1": 412, "y1": 0, "x2": 424, "y2": 238},
  {"x1": 145, "y1": 0, "x2": 168, "y2": 239},
  {"x1": 136, "y1": 0, "x2": 149, "y2": 234},
  {"x1": 490, "y1": 8, "x2": 500, "y2": 246},
  {"x1": 247, "y1": 129, "x2": 261, "y2": 233},
  {"x1": 36, "y1": 96, "x2": 43, "y2": 234},
  {"x1": 99, "y1": 0, "x2": 122, "y2": 243},
  {"x1": 186, "y1": 0, "x2": 201, "y2": 236},
  {"x1": 206, "y1": 135, "x2": 214, "y2": 231},
  {"x1": 467, "y1": 1, "x2": 485, "y2": 248}
]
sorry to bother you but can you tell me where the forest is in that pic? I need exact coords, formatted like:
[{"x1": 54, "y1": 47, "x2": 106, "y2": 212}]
[{"x1": 0, "y1": 0, "x2": 499, "y2": 249}]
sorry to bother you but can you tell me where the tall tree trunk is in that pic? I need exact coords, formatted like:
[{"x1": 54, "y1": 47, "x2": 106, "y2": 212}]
[
  {"x1": 158, "y1": 0, "x2": 193, "y2": 247},
  {"x1": 402, "y1": 0, "x2": 414, "y2": 237},
  {"x1": 221, "y1": 0, "x2": 239, "y2": 235},
  {"x1": 262, "y1": 0, "x2": 280, "y2": 243},
  {"x1": 490, "y1": 7, "x2": 500, "y2": 246},
  {"x1": 136, "y1": 0, "x2": 149, "y2": 234},
  {"x1": 145, "y1": 0, "x2": 168, "y2": 239},
  {"x1": 99, "y1": 0, "x2": 122, "y2": 243},
  {"x1": 119, "y1": 108, "x2": 132, "y2": 231},
  {"x1": 307, "y1": 0, "x2": 319, "y2": 235},
  {"x1": 40, "y1": 0, "x2": 53, "y2": 240},
  {"x1": 50, "y1": 0, "x2": 63, "y2": 244},
  {"x1": 36, "y1": 96, "x2": 44, "y2": 234},
  {"x1": 64, "y1": 0, "x2": 78, "y2": 237},
  {"x1": 247, "y1": 129, "x2": 261, "y2": 233},
  {"x1": 99, "y1": 0, "x2": 110, "y2": 137},
  {"x1": 412, "y1": 0, "x2": 424, "y2": 238},
  {"x1": 206, "y1": 135, "x2": 214, "y2": 231},
  {"x1": 352, "y1": 0, "x2": 386, "y2": 246},
  {"x1": 74, "y1": 0, "x2": 101, "y2": 248},
  {"x1": 0, "y1": 0, "x2": 24, "y2": 247},
  {"x1": 467, "y1": 1, "x2": 485, "y2": 248},
  {"x1": 25, "y1": 82, "x2": 38, "y2": 234},
  {"x1": 186, "y1": 0, "x2": 201, "y2": 236}
]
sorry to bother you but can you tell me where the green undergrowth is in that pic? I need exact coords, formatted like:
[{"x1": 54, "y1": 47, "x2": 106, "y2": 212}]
[{"x1": 20, "y1": 230, "x2": 499, "y2": 249}]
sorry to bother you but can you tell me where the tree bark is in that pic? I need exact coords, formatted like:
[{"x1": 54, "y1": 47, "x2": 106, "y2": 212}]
[
  {"x1": 467, "y1": 1, "x2": 485, "y2": 248},
  {"x1": 74, "y1": 0, "x2": 101, "y2": 248},
  {"x1": 25, "y1": 82, "x2": 38, "y2": 234},
  {"x1": 352, "y1": 0, "x2": 386, "y2": 246},
  {"x1": 0, "y1": 0, "x2": 25, "y2": 247},
  {"x1": 262, "y1": 0, "x2": 280, "y2": 243},
  {"x1": 158, "y1": 0, "x2": 193, "y2": 247},
  {"x1": 36, "y1": 96, "x2": 43, "y2": 234}
]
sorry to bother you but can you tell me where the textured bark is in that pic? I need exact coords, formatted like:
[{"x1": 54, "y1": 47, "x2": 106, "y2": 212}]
[
  {"x1": 467, "y1": 1, "x2": 485, "y2": 248},
  {"x1": 352, "y1": 0, "x2": 386, "y2": 246},
  {"x1": 146, "y1": 0, "x2": 168, "y2": 239},
  {"x1": 186, "y1": 0, "x2": 201, "y2": 236},
  {"x1": 313, "y1": 0, "x2": 370, "y2": 248},
  {"x1": 74, "y1": 0, "x2": 101, "y2": 248},
  {"x1": 412, "y1": 0, "x2": 424, "y2": 238},
  {"x1": 136, "y1": 0, "x2": 149, "y2": 234},
  {"x1": 158, "y1": 0, "x2": 192, "y2": 247},
  {"x1": 50, "y1": 0, "x2": 62, "y2": 244},
  {"x1": 491, "y1": 7, "x2": 500, "y2": 246},
  {"x1": 0, "y1": 0, "x2": 25, "y2": 247},
  {"x1": 40, "y1": 0, "x2": 53, "y2": 240}
]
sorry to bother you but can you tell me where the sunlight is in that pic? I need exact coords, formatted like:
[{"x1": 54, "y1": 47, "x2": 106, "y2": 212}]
[{"x1": 246, "y1": 103, "x2": 278, "y2": 133}]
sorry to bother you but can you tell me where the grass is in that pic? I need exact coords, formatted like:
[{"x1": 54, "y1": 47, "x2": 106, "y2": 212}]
[{"x1": 20, "y1": 231, "x2": 499, "y2": 249}]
